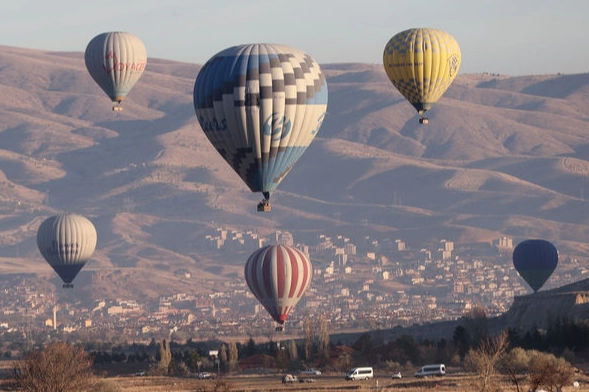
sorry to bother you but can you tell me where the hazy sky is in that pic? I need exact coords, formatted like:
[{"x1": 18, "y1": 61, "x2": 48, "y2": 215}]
[{"x1": 2, "y1": 0, "x2": 588, "y2": 75}]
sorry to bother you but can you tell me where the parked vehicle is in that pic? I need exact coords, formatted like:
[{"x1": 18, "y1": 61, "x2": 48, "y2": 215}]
[
  {"x1": 282, "y1": 374, "x2": 298, "y2": 384},
  {"x1": 345, "y1": 367, "x2": 374, "y2": 381},
  {"x1": 197, "y1": 372, "x2": 214, "y2": 379},
  {"x1": 391, "y1": 371, "x2": 402, "y2": 379},
  {"x1": 414, "y1": 364, "x2": 446, "y2": 378},
  {"x1": 300, "y1": 369, "x2": 322, "y2": 376}
]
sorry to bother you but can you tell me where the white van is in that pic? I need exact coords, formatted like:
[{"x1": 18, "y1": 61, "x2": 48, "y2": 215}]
[
  {"x1": 345, "y1": 367, "x2": 374, "y2": 381},
  {"x1": 414, "y1": 364, "x2": 446, "y2": 378}
]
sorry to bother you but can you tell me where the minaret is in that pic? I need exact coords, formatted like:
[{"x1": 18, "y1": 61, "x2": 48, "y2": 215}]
[{"x1": 52, "y1": 305, "x2": 58, "y2": 330}]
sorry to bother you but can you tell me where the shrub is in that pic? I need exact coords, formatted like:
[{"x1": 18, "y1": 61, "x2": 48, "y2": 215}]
[{"x1": 13, "y1": 341, "x2": 95, "y2": 392}]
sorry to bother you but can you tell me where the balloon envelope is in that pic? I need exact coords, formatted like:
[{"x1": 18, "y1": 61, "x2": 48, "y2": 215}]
[
  {"x1": 512, "y1": 239, "x2": 558, "y2": 292},
  {"x1": 244, "y1": 244, "x2": 312, "y2": 324},
  {"x1": 84, "y1": 32, "x2": 147, "y2": 109},
  {"x1": 37, "y1": 213, "x2": 97, "y2": 287},
  {"x1": 193, "y1": 43, "x2": 328, "y2": 201},
  {"x1": 383, "y1": 28, "x2": 461, "y2": 118}
]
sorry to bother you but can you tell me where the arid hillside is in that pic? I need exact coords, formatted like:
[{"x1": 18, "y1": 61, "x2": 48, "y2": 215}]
[{"x1": 1, "y1": 45, "x2": 589, "y2": 300}]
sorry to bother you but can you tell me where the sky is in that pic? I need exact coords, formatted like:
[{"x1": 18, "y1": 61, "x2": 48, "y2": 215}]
[{"x1": 2, "y1": 0, "x2": 588, "y2": 76}]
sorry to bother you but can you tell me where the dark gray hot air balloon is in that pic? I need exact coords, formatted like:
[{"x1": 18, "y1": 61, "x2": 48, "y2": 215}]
[
  {"x1": 37, "y1": 213, "x2": 97, "y2": 288},
  {"x1": 512, "y1": 239, "x2": 558, "y2": 293}
]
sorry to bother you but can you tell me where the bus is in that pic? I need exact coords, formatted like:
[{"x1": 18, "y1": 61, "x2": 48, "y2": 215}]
[
  {"x1": 414, "y1": 364, "x2": 446, "y2": 378},
  {"x1": 345, "y1": 367, "x2": 374, "y2": 381}
]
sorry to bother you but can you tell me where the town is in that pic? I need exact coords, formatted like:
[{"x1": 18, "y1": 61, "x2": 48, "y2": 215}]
[{"x1": 1, "y1": 227, "x2": 587, "y2": 347}]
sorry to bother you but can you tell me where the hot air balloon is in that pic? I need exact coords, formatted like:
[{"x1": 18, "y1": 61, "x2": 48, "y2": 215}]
[
  {"x1": 37, "y1": 213, "x2": 97, "y2": 288},
  {"x1": 383, "y1": 28, "x2": 461, "y2": 124},
  {"x1": 244, "y1": 244, "x2": 312, "y2": 330},
  {"x1": 193, "y1": 43, "x2": 328, "y2": 212},
  {"x1": 512, "y1": 239, "x2": 558, "y2": 293},
  {"x1": 84, "y1": 32, "x2": 147, "y2": 111}
]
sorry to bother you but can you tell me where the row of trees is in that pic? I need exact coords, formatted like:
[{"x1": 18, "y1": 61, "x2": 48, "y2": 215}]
[
  {"x1": 6, "y1": 308, "x2": 589, "y2": 391},
  {"x1": 464, "y1": 330, "x2": 577, "y2": 392},
  {"x1": 8, "y1": 330, "x2": 578, "y2": 392}
]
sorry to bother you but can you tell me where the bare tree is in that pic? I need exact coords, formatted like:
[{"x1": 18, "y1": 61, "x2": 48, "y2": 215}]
[
  {"x1": 219, "y1": 344, "x2": 228, "y2": 373},
  {"x1": 288, "y1": 339, "x2": 298, "y2": 361},
  {"x1": 13, "y1": 341, "x2": 95, "y2": 392},
  {"x1": 464, "y1": 330, "x2": 509, "y2": 392},
  {"x1": 528, "y1": 352, "x2": 575, "y2": 392},
  {"x1": 317, "y1": 315, "x2": 330, "y2": 364},
  {"x1": 303, "y1": 317, "x2": 314, "y2": 362},
  {"x1": 228, "y1": 341, "x2": 239, "y2": 373}
]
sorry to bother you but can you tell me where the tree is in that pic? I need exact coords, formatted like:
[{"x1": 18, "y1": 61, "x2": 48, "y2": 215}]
[
  {"x1": 303, "y1": 317, "x2": 314, "y2": 362},
  {"x1": 13, "y1": 341, "x2": 95, "y2": 392},
  {"x1": 352, "y1": 333, "x2": 373, "y2": 356},
  {"x1": 453, "y1": 325, "x2": 470, "y2": 359},
  {"x1": 288, "y1": 340, "x2": 298, "y2": 361},
  {"x1": 464, "y1": 330, "x2": 509, "y2": 392},
  {"x1": 228, "y1": 341, "x2": 238, "y2": 374},
  {"x1": 243, "y1": 336, "x2": 256, "y2": 357},
  {"x1": 463, "y1": 304, "x2": 489, "y2": 348},
  {"x1": 318, "y1": 315, "x2": 330, "y2": 364},
  {"x1": 219, "y1": 344, "x2": 228, "y2": 373},
  {"x1": 151, "y1": 339, "x2": 172, "y2": 375},
  {"x1": 528, "y1": 352, "x2": 575, "y2": 392},
  {"x1": 186, "y1": 349, "x2": 201, "y2": 373}
]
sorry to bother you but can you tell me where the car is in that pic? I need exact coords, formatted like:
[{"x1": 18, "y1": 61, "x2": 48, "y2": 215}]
[
  {"x1": 197, "y1": 372, "x2": 214, "y2": 379},
  {"x1": 300, "y1": 369, "x2": 322, "y2": 376},
  {"x1": 391, "y1": 371, "x2": 402, "y2": 379},
  {"x1": 282, "y1": 374, "x2": 298, "y2": 383}
]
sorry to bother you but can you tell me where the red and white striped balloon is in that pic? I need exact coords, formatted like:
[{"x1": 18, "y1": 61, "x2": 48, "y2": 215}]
[{"x1": 244, "y1": 244, "x2": 312, "y2": 325}]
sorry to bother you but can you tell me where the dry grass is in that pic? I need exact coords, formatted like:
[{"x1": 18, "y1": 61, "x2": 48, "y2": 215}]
[
  {"x1": 2, "y1": 368, "x2": 589, "y2": 391},
  {"x1": 77, "y1": 372, "x2": 589, "y2": 392}
]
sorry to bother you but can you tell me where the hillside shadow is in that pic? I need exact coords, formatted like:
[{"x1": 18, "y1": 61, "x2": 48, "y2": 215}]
[
  {"x1": 29, "y1": 106, "x2": 197, "y2": 212},
  {"x1": 521, "y1": 73, "x2": 589, "y2": 99}
]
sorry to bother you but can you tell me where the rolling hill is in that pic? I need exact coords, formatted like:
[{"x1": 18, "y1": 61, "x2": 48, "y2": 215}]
[{"x1": 1, "y1": 45, "x2": 589, "y2": 300}]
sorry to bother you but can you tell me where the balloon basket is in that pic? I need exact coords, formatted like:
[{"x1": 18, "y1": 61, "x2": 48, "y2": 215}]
[
  {"x1": 419, "y1": 117, "x2": 429, "y2": 124},
  {"x1": 257, "y1": 200, "x2": 271, "y2": 212},
  {"x1": 112, "y1": 104, "x2": 123, "y2": 112},
  {"x1": 62, "y1": 283, "x2": 74, "y2": 289},
  {"x1": 275, "y1": 326, "x2": 284, "y2": 332}
]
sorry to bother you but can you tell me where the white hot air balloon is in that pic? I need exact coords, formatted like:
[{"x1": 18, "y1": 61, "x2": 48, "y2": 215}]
[
  {"x1": 85, "y1": 31, "x2": 147, "y2": 111},
  {"x1": 37, "y1": 213, "x2": 97, "y2": 288}
]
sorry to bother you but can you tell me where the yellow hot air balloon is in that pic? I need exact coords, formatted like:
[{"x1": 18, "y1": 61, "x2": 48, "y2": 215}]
[{"x1": 383, "y1": 28, "x2": 461, "y2": 124}]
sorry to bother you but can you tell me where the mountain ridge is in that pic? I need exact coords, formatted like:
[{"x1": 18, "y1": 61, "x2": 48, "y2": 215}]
[{"x1": 0, "y1": 45, "x2": 588, "y2": 305}]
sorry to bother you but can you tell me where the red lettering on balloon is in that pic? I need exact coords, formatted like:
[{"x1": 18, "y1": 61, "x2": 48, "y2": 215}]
[{"x1": 102, "y1": 51, "x2": 146, "y2": 75}]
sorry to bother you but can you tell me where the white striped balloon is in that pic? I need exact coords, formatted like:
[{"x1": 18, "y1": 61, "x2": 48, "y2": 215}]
[{"x1": 244, "y1": 244, "x2": 312, "y2": 325}]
